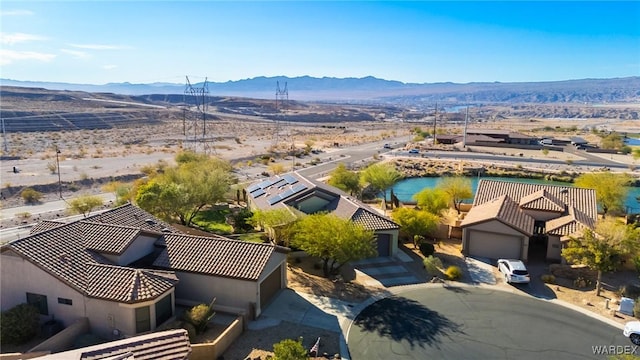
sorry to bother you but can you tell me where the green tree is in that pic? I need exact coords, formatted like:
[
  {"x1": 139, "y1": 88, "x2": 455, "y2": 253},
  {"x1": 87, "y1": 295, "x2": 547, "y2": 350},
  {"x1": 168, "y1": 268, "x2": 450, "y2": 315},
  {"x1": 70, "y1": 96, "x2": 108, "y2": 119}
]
[
  {"x1": 575, "y1": 172, "x2": 632, "y2": 217},
  {"x1": 273, "y1": 338, "x2": 308, "y2": 360},
  {"x1": 562, "y1": 219, "x2": 640, "y2": 296},
  {"x1": 135, "y1": 155, "x2": 234, "y2": 226},
  {"x1": 413, "y1": 188, "x2": 450, "y2": 215},
  {"x1": 391, "y1": 207, "x2": 440, "y2": 247},
  {"x1": 102, "y1": 181, "x2": 133, "y2": 206},
  {"x1": 438, "y1": 176, "x2": 472, "y2": 214},
  {"x1": 328, "y1": 163, "x2": 361, "y2": 196},
  {"x1": 633, "y1": 148, "x2": 640, "y2": 161},
  {"x1": 67, "y1": 194, "x2": 104, "y2": 217},
  {"x1": 249, "y1": 208, "x2": 298, "y2": 245},
  {"x1": 360, "y1": 162, "x2": 401, "y2": 204},
  {"x1": 291, "y1": 213, "x2": 376, "y2": 277},
  {"x1": 600, "y1": 133, "x2": 624, "y2": 150}
]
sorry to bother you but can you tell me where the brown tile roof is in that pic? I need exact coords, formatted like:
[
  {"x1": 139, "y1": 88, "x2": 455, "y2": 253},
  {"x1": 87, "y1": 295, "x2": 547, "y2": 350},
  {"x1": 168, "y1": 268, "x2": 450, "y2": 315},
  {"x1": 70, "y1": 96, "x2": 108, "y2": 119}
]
[
  {"x1": 519, "y1": 189, "x2": 566, "y2": 213},
  {"x1": 461, "y1": 195, "x2": 535, "y2": 236},
  {"x1": 81, "y1": 222, "x2": 159, "y2": 255},
  {"x1": 546, "y1": 206, "x2": 595, "y2": 236},
  {"x1": 326, "y1": 196, "x2": 399, "y2": 231},
  {"x1": 5, "y1": 210, "x2": 177, "y2": 303},
  {"x1": 85, "y1": 203, "x2": 178, "y2": 233},
  {"x1": 40, "y1": 329, "x2": 191, "y2": 359},
  {"x1": 86, "y1": 264, "x2": 177, "y2": 303},
  {"x1": 30, "y1": 219, "x2": 66, "y2": 234},
  {"x1": 474, "y1": 179, "x2": 597, "y2": 220},
  {"x1": 153, "y1": 233, "x2": 288, "y2": 281}
]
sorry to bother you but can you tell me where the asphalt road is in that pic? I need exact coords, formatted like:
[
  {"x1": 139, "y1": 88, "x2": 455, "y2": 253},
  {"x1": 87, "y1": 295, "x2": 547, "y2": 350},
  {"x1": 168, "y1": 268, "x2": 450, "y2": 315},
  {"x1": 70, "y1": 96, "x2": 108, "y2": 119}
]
[{"x1": 348, "y1": 287, "x2": 633, "y2": 360}]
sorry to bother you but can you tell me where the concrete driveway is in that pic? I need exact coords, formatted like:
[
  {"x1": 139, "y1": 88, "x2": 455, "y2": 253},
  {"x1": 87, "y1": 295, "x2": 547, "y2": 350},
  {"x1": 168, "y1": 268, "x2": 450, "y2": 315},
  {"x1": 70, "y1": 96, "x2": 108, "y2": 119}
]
[{"x1": 348, "y1": 286, "x2": 632, "y2": 360}]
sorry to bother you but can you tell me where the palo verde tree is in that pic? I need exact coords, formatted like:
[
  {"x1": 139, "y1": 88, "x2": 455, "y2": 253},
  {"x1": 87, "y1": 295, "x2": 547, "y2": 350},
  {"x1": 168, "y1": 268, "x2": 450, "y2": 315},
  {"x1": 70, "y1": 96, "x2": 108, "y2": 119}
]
[
  {"x1": 327, "y1": 162, "x2": 361, "y2": 197},
  {"x1": 574, "y1": 172, "x2": 632, "y2": 218},
  {"x1": 562, "y1": 218, "x2": 640, "y2": 296},
  {"x1": 249, "y1": 208, "x2": 298, "y2": 245},
  {"x1": 135, "y1": 152, "x2": 234, "y2": 226},
  {"x1": 360, "y1": 162, "x2": 401, "y2": 204},
  {"x1": 438, "y1": 176, "x2": 473, "y2": 214},
  {"x1": 391, "y1": 207, "x2": 440, "y2": 248},
  {"x1": 291, "y1": 213, "x2": 376, "y2": 277},
  {"x1": 67, "y1": 194, "x2": 104, "y2": 217},
  {"x1": 413, "y1": 188, "x2": 450, "y2": 215}
]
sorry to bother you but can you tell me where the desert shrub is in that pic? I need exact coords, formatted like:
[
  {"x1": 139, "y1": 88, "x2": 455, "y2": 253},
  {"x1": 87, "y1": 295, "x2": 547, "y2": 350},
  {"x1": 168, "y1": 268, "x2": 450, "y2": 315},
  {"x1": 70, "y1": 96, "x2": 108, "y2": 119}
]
[
  {"x1": 573, "y1": 276, "x2": 592, "y2": 288},
  {"x1": 423, "y1": 255, "x2": 443, "y2": 276},
  {"x1": 540, "y1": 274, "x2": 556, "y2": 284},
  {"x1": 445, "y1": 265, "x2": 463, "y2": 281},
  {"x1": 21, "y1": 187, "x2": 43, "y2": 204},
  {"x1": 183, "y1": 299, "x2": 215, "y2": 334},
  {"x1": 231, "y1": 208, "x2": 254, "y2": 233},
  {"x1": 419, "y1": 242, "x2": 435, "y2": 257},
  {"x1": 273, "y1": 338, "x2": 308, "y2": 360},
  {"x1": 0, "y1": 303, "x2": 40, "y2": 345},
  {"x1": 620, "y1": 284, "x2": 640, "y2": 299}
]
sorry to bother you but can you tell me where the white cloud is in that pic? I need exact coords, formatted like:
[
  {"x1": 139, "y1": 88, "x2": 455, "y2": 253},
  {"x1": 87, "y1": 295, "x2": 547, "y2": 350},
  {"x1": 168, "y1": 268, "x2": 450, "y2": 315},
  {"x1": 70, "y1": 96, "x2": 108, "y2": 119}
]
[
  {"x1": 0, "y1": 49, "x2": 56, "y2": 65},
  {"x1": 61, "y1": 49, "x2": 91, "y2": 59},
  {"x1": 102, "y1": 64, "x2": 118, "y2": 70},
  {"x1": 0, "y1": 9, "x2": 34, "y2": 16},
  {"x1": 0, "y1": 32, "x2": 47, "y2": 45},
  {"x1": 68, "y1": 43, "x2": 131, "y2": 50}
]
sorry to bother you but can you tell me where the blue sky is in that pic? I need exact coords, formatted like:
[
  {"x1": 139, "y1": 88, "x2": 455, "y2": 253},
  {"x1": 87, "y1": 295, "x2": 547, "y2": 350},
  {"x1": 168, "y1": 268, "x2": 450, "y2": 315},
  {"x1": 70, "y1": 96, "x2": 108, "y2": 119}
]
[{"x1": 1, "y1": 1, "x2": 638, "y2": 85}]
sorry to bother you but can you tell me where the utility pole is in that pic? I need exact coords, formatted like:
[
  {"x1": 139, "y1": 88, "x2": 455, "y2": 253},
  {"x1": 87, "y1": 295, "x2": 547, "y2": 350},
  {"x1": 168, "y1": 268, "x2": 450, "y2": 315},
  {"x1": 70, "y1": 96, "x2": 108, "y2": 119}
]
[
  {"x1": 56, "y1": 146, "x2": 62, "y2": 198},
  {"x1": 463, "y1": 106, "x2": 469, "y2": 148},
  {"x1": 433, "y1": 103, "x2": 438, "y2": 145},
  {"x1": 1, "y1": 116, "x2": 7, "y2": 152}
]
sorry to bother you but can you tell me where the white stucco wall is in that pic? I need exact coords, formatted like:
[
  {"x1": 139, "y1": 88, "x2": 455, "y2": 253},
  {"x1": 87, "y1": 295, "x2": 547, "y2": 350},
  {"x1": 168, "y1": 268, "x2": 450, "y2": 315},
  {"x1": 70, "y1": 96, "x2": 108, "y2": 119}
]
[
  {"x1": 115, "y1": 234, "x2": 158, "y2": 266},
  {"x1": 174, "y1": 271, "x2": 256, "y2": 316},
  {"x1": 547, "y1": 235, "x2": 563, "y2": 262},
  {"x1": 1, "y1": 252, "x2": 85, "y2": 326}
]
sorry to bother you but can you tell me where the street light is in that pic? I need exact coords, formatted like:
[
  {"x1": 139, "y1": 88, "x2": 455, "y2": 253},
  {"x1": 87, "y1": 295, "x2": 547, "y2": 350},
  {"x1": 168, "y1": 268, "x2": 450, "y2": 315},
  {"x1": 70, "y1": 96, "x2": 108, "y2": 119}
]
[{"x1": 56, "y1": 147, "x2": 62, "y2": 199}]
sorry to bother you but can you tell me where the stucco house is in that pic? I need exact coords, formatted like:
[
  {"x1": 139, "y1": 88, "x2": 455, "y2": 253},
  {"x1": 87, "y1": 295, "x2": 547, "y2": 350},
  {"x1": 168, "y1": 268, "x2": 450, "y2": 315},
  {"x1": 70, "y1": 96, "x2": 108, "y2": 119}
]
[
  {"x1": 0, "y1": 204, "x2": 288, "y2": 340},
  {"x1": 460, "y1": 179, "x2": 597, "y2": 262},
  {"x1": 246, "y1": 172, "x2": 400, "y2": 257}
]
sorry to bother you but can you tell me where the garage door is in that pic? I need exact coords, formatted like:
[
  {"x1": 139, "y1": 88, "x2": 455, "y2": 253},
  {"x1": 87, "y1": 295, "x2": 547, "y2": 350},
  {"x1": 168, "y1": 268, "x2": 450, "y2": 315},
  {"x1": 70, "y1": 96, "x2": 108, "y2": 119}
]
[
  {"x1": 468, "y1": 230, "x2": 521, "y2": 260},
  {"x1": 259, "y1": 266, "x2": 282, "y2": 310},
  {"x1": 376, "y1": 234, "x2": 391, "y2": 257}
]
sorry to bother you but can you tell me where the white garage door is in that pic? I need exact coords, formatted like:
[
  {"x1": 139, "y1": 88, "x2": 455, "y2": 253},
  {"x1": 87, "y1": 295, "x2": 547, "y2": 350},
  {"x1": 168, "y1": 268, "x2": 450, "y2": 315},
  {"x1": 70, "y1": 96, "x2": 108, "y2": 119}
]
[{"x1": 468, "y1": 230, "x2": 521, "y2": 260}]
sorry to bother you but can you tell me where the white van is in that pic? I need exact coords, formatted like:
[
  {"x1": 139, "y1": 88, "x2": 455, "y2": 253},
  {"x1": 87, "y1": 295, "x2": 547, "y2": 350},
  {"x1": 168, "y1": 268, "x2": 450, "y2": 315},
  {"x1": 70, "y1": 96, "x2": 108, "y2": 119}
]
[{"x1": 539, "y1": 138, "x2": 553, "y2": 145}]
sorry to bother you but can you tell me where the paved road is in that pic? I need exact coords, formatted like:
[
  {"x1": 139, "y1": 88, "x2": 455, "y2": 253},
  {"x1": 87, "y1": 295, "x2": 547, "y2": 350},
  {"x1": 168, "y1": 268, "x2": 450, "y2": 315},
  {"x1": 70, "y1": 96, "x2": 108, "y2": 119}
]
[{"x1": 348, "y1": 287, "x2": 632, "y2": 360}]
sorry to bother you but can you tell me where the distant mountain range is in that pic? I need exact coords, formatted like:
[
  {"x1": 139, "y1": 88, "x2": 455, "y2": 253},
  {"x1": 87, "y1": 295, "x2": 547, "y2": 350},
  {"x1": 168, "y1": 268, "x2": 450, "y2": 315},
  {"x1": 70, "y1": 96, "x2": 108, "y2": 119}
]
[{"x1": 1, "y1": 76, "x2": 639, "y2": 104}]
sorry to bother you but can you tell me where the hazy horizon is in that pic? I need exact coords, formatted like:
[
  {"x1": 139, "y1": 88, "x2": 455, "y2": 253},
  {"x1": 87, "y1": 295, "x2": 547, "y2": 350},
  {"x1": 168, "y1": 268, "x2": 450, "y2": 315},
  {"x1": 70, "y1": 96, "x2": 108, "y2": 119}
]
[{"x1": 1, "y1": 1, "x2": 639, "y2": 85}]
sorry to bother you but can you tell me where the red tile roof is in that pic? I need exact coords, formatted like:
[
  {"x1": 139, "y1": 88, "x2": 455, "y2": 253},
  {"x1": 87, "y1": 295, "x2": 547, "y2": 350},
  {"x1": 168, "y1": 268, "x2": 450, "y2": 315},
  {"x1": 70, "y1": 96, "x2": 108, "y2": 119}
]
[
  {"x1": 86, "y1": 264, "x2": 178, "y2": 303},
  {"x1": 81, "y1": 222, "x2": 159, "y2": 255},
  {"x1": 461, "y1": 195, "x2": 535, "y2": 236}
]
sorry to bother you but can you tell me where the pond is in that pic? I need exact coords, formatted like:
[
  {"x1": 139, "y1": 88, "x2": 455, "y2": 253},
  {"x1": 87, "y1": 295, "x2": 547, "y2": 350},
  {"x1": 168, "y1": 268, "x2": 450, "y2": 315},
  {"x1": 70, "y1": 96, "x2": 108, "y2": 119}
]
[{"x1": 388, "y1": 176, "x2": 640, "y2": 213}]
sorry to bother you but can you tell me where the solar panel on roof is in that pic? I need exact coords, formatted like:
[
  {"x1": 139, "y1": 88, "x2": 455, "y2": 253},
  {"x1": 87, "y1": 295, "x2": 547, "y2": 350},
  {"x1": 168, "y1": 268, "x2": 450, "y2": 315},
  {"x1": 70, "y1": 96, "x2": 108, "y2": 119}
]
[
  {"x1": 271, "y1": 178, "x2": 286, "y2": 188},
  {"x1": 267, "y1": 194, "x2": 283, "y2": 205},
  {"x1": 247, "y1": 184, "x2": 261, "y2": 193},
  {"x1": 282, "y1": 174, "x2": 298, "y2": 185},
  {"x1": 279, "y1": 188, "x2": 296, "y2": 200},
  {"x1": 257, "y1": 180, "x2": 273, "y2": 189},
  {"x1": 291, "y1": 183, "x2": 307, "y2": 194},
  {"x1": 252, "y1": 189, "x2": 266, "y2": 198}
]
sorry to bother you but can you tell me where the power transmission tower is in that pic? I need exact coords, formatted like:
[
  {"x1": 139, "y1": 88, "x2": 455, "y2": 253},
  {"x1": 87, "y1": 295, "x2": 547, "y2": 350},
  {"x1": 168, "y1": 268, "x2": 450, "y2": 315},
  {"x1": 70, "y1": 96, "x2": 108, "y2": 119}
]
[
  {"x1": 184, "y1": 76, "x2": 211, "y2": 154},
  {"x1": 274, "y1": 81, "x2": 288, "y2": 147}
]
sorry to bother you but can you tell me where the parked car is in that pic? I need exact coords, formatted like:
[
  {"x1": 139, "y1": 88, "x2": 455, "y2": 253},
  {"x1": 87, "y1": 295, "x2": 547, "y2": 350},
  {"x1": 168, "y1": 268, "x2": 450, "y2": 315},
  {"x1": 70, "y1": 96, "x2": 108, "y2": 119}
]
[
  {"x1": 383, "y1": 143, "x2": 392, "y2": 149},
  {"x1": 408, "y1": 149, "x2": 419, "y2": 154},
  {"x1": 497, "y1": 259, "x2": 530, "y2": 284},
  {"x1": 624, "y1": 321, "x2": 640, "y2": 345}
]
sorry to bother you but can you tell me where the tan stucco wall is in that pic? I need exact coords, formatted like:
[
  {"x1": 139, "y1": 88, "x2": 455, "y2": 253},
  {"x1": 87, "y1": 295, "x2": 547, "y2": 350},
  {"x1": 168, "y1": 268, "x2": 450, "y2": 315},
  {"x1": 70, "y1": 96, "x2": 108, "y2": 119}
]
[
  {"x1": 1, "y1": 253, "x2": 85, "y2": 326},
  {"x1": 547, "y1": 235, "x2": 562, "y2": 262},
  {"x1": 174, "y1": 272, "x2": 256, "y2": 317},
  {"x1": 258, "y1": 253, "x2": 287, "y2": 286}
]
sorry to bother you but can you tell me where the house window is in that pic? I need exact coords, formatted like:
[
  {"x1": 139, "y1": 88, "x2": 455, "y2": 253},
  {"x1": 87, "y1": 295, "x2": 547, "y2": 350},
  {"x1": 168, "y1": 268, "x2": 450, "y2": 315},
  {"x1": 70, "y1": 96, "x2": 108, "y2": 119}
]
[
  {"x1": 135, "y1": 306, "x2": 151, "y2": 333},
  {"x1": 26, "y1": 293, "x2": 48, "y2": 315},
  {"x1": 155, "y1": 294, "x2": 173, "y2": 326},
  {"x1": 58, "y1": 297, "x2": 73, "y2": 306}
]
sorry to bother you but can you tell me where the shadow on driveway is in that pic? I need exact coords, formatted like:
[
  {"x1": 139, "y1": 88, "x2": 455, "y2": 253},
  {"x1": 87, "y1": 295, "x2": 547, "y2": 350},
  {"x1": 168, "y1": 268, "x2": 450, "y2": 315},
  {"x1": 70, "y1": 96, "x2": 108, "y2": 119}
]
[{"x1": 353, "y1": 296, "x2": 463, "y2": 349}]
